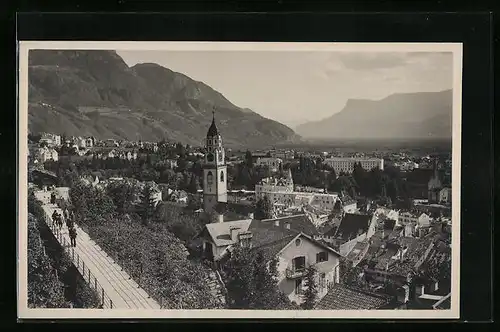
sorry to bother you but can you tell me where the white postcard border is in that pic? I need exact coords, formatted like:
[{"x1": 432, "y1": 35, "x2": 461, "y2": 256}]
[{"x1": 17, "y1": 41, "x2": 463, "y2": 320}]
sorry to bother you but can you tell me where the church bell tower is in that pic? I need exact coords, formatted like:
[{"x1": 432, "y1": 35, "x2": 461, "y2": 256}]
[{"x1": 203, "y1": 109, "x2": 227, "y2": 222}]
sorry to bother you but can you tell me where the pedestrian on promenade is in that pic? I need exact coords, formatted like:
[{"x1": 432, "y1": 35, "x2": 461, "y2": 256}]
[
  {"x1": 56, "y1": 213, "x2": 63, "y2": 230},
  {"x1": 50, "y1": 192, "x2": 56, "y2": 205},
  {"x1": 69, "y1": 227, "x2": 77, "y2": 247},
  {"x1": 65, "y1": 213, "x2": 72, "y2": 229},
  {"x1": 51, "y1": 210, "x2": 59, "y2": 228},
  {"x1": 64, "y1": 208, "x2": 70, "y2": 222}
]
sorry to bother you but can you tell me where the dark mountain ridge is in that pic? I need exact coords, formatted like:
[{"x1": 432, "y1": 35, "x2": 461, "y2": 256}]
[
  {"x1": 295, "y1": 89, "x2": 453, "y2": 140},
  {"x1": 28, "y1": 50, "x2": 300, "y2": 148}
]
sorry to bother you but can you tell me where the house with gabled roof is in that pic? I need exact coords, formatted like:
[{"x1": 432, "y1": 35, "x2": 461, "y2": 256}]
[{"x1": 195, "y1": 215, "x2": 341, "y2": 305}]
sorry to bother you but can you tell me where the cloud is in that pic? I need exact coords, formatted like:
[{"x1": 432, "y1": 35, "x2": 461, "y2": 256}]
[{"x1": 334, "y1": 52, "x2": 410, "y2": 70}]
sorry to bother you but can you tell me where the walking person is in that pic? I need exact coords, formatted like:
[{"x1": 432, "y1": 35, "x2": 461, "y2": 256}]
[
  {"x1": 50, "y1": 192, "x2": 56, "y2": 205},
  {"x1": 65, "y1": 212, "x2": 72, "y2": 229},
  {"x1": 69, "y1": 227, "x2": 77, "y2": 247},
  {"x1": 64, "y1": 208, "x2": 70, "y2": 223},
  {"x1": 58, "y1": 213, "x2": 64, "y2": 230},
  {"x1": 51, "y1": 210, "x2": 59, "y2": 228}
]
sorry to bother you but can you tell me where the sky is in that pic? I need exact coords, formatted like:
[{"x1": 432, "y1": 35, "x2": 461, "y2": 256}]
[{"x1": 117, "y1": 50, "x2": 453, "y2": 128}]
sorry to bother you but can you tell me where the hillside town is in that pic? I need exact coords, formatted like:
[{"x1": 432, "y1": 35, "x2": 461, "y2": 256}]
[{"x1": 27, "y1": 114, "x2": 452, "y2": 311}]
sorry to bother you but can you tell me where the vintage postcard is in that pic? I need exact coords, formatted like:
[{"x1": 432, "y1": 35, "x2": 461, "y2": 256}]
[{"x1": 18, "y1": 41, "x2": 462, "y2": 319}]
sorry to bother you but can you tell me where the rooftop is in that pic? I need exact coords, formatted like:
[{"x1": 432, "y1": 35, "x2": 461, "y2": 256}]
[
  {"x1": 261, "y1": 214, "x2": 319, "y2": 236},
  {"x1": 334, "y1": 213, "x2": 372, "y2": 241},
  {"x1": 314, "y1": 284, "x2": 394, "y2": 310}
]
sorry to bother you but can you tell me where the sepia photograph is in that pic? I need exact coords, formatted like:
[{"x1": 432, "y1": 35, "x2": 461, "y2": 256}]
[{"x1": 17, "y1": 41, "x2": 462, "y2": 319}]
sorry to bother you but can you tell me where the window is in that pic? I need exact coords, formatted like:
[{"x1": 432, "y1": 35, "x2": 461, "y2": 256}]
[
  {"x1": 319, "y1": 273, "x2": 326, "y2": 289},
  {"x1": 295, "y1": 279, "x2": 303, "y2": 295},
  {"x1": 207, "y1": 171, "x2": 213, "y2": 185},
  {"x1": 220, "y1": 171, "x2": 224, "y2": 182},
  {"x1": 316, "y1": 251, "x2": 328, "y2": 263},
  {"x1": 295, "y1": 238, "x2": 301, "y2": 247},
  {"x1": 292, "y1": 256, "x2": 305, "y2": 272}
]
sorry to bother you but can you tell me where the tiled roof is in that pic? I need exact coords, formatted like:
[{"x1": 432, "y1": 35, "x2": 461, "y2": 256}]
[
  {"x1": 335, "y1": 213, "x2": 372, "y2": 241},
  {"x1": 314, "y1": 284, "x2": 394, "y2": 310},
  {"x1": 345, "y1": 241, "x2": 369, "y2": 261},
  {"x1": 383, "y1": 219, "x2": 396, "y2": 231},
  {"x1": 204, "y1": 219, "x2": 253, "y2": 247},
  {"x1": 261, "y1": 214, "x2": 319, "y2": 236},
  {"x1": 251, "y1": 235, "x2": 297, "y2": 258},
  {"x1": 248, "y1": 219, "x2": 298, "y2": 248}
]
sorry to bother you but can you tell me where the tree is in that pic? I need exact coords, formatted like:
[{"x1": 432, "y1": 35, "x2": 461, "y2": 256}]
[
  {"x1": 302, "y1": 267, "x2": 318, "y2": 309},
  {"x1": 187, "y1": 174, "x2": 199, "y2": 194},
  {"x1": 352, "y1": 162, "x2": 367, "y2": 196},
  {"x1": 254, "y1": 196, "x2": 273, "y2": 220},
  {"x1": 27, "y1": 214, "x2": 70, "y2": 308},
  {"x1": 326, "y1": 168, "x2": 337, "y2": 191},
  {"x1": 245, "y1": 150, "x2": 253, "y2": 168},
  {"x1": 106, "y1": 181, "x2": 139, "y2": 214},
  {"x1": 139, "y1": 184, "x2": 157, "y2": 225},
  {"x1": 86, "y1": 218, "x2": 222, "y2": 309},
  {"x1": 224, "y1": 247, "x2": 294, "y2": 309}
]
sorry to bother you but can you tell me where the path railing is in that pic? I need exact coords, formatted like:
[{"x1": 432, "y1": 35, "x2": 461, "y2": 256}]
[{"x1": 43, "y1": 210, "x2": 114, "y2": 309}]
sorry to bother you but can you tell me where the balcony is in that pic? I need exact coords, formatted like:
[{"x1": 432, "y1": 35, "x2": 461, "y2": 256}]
[{"x1": 286, "y1": 267, "x2": 307, "y2": 279}]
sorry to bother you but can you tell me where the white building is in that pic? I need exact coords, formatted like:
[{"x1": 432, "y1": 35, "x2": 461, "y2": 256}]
[
  {"x1": 324, "y1": 157, "x2": 384, "y2": 174},
  {"x1": 39, "y1": 133, "x2": 62, "y2": 147},
  {"x1": 85, "y1": 137, "x2": 94, "y2": 148},
  {"x1": 256, "y1": 157, "x2": 283, "y2": 172},
  {"x1": 439, "y1": 187, "x2": 452, "y2": 204},
  {"x1": 36, "y1": 146, "x2": 59, "y2": 163},
  {"x1": 197, "y1": 217, "x2": 341, "y2": 305},
  {"x1": 255, "y1": 169, "x2": 340, "y2": 212},
  {"x1": 75, "y1": 137, "x2": 86, "y2": 149},
  {"x1": 269, "y1": 150, "x2": 295, "y2": 160},
  {"x1": 255, "y1": 169, "x2": 294, "y2": 197}
]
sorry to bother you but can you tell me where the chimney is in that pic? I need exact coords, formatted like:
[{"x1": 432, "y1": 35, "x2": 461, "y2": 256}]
[
  {"x1": 217, "y1": 213, "x2": 224, "y2": 223},
  {"x1": 229, "y1": 227, "x2": 240, "y2": 242},
  {"x1": 238, "y1": 231, "x2": 253, "y2": 248}
]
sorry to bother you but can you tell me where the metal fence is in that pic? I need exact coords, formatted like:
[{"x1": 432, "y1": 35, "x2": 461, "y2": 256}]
[{"x1": 43, "y1": 210, "x2": 113, "y2": 309}]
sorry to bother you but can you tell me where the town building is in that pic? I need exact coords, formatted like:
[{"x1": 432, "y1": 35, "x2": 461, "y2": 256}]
[
  {"x1": 196, "y1": 216, "x2": 341, "y2": 305},
  {"x1": 35, "y1": 146, "x2": 59, "y2": 163},
  {"x1": 269, "y1": 150, "x2": 295, "y2": 160},
  {"x1": 397, "y1": 211, "x2": 432, "y2": 237},
  {"x1": 317, "y1": 213, "x2": 376, "y2": 256},
  {"x1": 255, "y1": 169, "x2": 340, "y2": 213},
  {"x1": 39, "y1": 133, "x2": 61, "y2": 147},
  {"x1": 255, "y1": 157, "x2": 283, "y2": 172},
  {"x1": 324, "y1": 157, "x2": 384, "y2": 174},
  {"x1": 439, "y1": 187, "x2": 452, "y2": 205},
  {"x1": 85, "y1": 137, "x2": 94, "y2": 148},
  {"x1": 203, "y1": 112, "x2": 228, "y2": 222}
]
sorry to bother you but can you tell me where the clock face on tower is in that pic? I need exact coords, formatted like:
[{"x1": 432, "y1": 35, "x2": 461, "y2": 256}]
[{"x1": 207, "y1": 153, "x2": 214, "y2": 162}]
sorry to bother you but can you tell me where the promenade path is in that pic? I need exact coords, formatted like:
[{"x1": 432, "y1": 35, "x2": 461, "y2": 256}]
[{"x1": 34, "y1": 189, "x2": 161, "y2": 309}]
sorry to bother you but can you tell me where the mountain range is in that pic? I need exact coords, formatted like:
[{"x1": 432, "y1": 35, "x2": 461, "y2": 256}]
[
  {"x1": 27, "y1": 50, "x2": 300, "y2": 148},
  {"x1": 295, "y1": 89, "x2": 453, "y2": 140}
]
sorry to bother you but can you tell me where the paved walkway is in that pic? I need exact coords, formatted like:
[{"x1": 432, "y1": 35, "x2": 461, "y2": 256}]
[{"x1": 34, "y1": 190, "x2": 161, "y2": 309}]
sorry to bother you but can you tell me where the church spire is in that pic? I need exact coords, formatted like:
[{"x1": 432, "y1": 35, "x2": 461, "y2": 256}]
[{"x1": 207, "y1": 106, "x2": 219, "y2": 137}]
